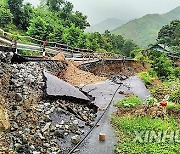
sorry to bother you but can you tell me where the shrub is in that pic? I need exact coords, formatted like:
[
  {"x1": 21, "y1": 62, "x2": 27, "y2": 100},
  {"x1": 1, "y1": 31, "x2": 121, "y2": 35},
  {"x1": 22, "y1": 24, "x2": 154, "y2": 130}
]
[
  {"x1": 115, "y1": 95, "x2": 142, "y2": 108},
  {"x1": 169, "y1": 88, "x2": 180, "y2": 104},
  {"x1": 148, "y1": 68, "x2": 157, "y2": 78},
  {"x1": 138, "y1": 72, "x2": 152, "y2": 85},
  {"x1": 174, "y1": 67, "x2": 180, "y2": 78},
  {"x1": 145, "y1": 96, "x2": 158, "y2": 106}
]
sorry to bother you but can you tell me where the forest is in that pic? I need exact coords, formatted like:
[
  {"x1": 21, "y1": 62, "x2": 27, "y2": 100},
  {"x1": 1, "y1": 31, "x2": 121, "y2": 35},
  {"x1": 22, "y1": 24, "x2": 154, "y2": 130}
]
[{"x1": 0, "y1": 0, "x2": 138, "y2": 56}]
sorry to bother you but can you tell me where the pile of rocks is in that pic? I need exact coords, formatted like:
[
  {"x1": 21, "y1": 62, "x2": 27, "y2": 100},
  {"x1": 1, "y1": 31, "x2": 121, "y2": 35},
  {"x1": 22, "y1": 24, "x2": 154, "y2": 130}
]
[
  {"x1": 0, "y1": 50, "x2": 97, "y2": 153},
  {"x1": 5, "y1": 98, "x2": 96, "y2": 153}
]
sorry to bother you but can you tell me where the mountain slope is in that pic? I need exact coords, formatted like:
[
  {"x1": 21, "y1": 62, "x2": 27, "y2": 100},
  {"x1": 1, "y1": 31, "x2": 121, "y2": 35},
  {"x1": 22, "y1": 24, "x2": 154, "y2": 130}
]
[
  {"x1": 111, "y1": 6, "x2": 180, "y2": 47},
  {"x1": 86, "y1": 18, "x2": 127, "y2": 33}
]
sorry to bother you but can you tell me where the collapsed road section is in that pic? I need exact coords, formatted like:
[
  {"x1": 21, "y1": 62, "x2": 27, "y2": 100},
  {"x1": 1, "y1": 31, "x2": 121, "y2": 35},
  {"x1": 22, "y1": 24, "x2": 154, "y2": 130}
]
[
  {"x1": 43, "y1": 71, "x2": 90, "y2": 102},
  {"x1": 0, "y1": 49, "x2": 99, "y2": 153},
  {"x1": 0, "y1": 48, "x2": 149, "y2": 153}
]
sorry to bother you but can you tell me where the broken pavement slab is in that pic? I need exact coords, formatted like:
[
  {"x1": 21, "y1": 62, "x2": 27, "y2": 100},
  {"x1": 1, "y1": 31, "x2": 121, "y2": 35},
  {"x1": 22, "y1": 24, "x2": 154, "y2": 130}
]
[{"x1": 43, "y1": 71, "x2": 90, "y2": 102}]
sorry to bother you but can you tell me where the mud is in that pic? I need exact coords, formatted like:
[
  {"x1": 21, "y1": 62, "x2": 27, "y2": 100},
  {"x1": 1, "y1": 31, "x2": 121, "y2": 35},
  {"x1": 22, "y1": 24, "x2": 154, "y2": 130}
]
[{"x1": 79, "y1": 60, "x2": 148, "y2": 77}]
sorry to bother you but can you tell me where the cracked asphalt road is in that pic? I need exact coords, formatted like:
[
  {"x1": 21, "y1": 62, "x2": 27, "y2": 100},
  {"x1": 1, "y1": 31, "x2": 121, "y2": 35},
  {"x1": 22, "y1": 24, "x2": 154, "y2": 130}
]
[{"x1": 77, "y1": 76, "x2": 151, "y2": 154}]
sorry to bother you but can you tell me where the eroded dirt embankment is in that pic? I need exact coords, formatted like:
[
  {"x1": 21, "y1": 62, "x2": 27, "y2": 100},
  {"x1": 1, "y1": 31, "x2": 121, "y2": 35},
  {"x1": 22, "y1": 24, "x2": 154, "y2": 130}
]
[
  {"x1": 79, "y1": 59, "x2": 148, "y2": 77},
  {"x1": 52, "y1": 53, "x2": 148, "y2": 86},
  {"x1": 52, "y1": 53, "x2": 107, "y2": 86}
]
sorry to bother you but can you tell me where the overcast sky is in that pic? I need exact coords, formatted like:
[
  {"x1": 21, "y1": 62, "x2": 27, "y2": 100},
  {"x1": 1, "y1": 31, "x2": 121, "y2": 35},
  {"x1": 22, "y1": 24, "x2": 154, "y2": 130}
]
[{"x1": 24, "y1": 0, "x2": 180, "y2": 25}]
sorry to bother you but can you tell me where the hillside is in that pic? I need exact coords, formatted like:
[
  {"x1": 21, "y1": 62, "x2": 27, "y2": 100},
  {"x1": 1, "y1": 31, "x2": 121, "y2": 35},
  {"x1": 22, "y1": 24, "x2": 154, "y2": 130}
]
[
  {"x1": 86, "y1": 18, "x2": 127, "y2": 33},
  {"x1": 111, "y1": 6, "x2": 180, "y2": 47}
]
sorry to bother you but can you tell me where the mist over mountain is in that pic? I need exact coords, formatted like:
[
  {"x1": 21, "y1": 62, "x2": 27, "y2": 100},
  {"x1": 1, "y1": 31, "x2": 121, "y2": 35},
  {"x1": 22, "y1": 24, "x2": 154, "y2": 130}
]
[
  {"x1": 85, "y1": 18, "x2": 127, "y2": 33},
  {"x1": 111, "y1": 6, "x2": 180, "y2": 47}
]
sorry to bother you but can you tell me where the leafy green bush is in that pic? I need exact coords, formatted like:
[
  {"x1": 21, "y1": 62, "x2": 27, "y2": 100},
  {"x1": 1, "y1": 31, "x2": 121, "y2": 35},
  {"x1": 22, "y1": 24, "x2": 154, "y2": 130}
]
[
  {"x1": 174, "y1": 67, "x2": 180, "y2": 78},
  {"x1": 0, "y1": 4, "x2": 13, "y2": 28},
  {"x1": 148, "y1": 51, "x2": 174, "y2": 79},
  {"x1": 169, "y1": 88, "x2": 180, "y2": 104},
  {"x1": 115, "y1": 96, "x2": 142, "y2": 108},
  {"x1": 148, "y1": 68, "x2": 157, "y2": 78},
  {"x1": 138, "y1": 72, "x2": 152, "y2": 85},
  {"x1": 19, "y1": 50, "x2": 41, "y2": 56},
  {"x1": 145, "y1": 96, "x2": 158, "y2": 106}
]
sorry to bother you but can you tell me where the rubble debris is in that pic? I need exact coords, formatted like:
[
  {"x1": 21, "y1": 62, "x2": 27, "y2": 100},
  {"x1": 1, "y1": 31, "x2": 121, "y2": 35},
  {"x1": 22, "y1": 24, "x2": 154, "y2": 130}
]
[
  {"x1": 99, "y1": 133, "x2": 106, "y2": 142},
  {"x1": 55, "y1": 59, "x2": 106, "y2": 86},
  {"x1": 0, "y1": 49, "x2": 98, "y2": 153},
  {"x1": 51, "y1": 52, "x2": 66, "y2": 62},
  {"x1": 0, "y1": 105, "x2": 10, "y2": 131},
  {"x1": 44, "y1": 71, "x2": 90, "y2": 101},
  {"x1": 71, "y1": 135, "x2": 81, "y2": 144}
]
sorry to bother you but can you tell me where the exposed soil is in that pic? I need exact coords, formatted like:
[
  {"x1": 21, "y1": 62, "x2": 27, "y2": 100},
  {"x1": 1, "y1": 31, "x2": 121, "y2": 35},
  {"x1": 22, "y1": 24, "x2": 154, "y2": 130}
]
[
  {"x1": 175, "y1": 59, "x2": 180, "y2": 67},
  {"x1": 52, "y1": 53, "x2": 150, "y2": 86},
  {"x1": 167, "y1": 108, "x2": 180, "y2": 119},
  {"x1": 115, "y1": 105, "x2": 180, "y2": 120},
  {"x1": 57, "y1": 61, "x2": 106, "y2": 86},
  {"x1": 115, "y1": 105, "x2": 165, "y2": 119},
  {"x1": 53, "y1": 53, "x2": 107, "y2": 86},
  {"x1": 86, "y1": 61, "x2": 148, "y2": 78}
]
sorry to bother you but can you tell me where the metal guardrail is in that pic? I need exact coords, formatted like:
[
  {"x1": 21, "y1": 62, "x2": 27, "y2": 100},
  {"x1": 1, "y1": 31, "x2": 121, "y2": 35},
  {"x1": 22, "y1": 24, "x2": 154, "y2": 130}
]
[{"x1": 0, "y1": 28, "x2": 124, "y2": 60}]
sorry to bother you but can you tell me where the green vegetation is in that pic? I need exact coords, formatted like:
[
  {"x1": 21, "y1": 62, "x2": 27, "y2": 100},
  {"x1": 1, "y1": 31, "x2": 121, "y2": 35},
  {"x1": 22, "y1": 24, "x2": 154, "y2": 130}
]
[
  {"x1": 18, "y1": 50, "x2": 41, "y2": 56},
  {"x1": 136, "y1": 49, "x2": 180, "y2": 103},
  {"x1": 111, "y1": 6, "x2": 180, "y2": 47},
  {"x1": 0, "y1": 0, "x2": 138, "y2": 56},
  {"x1": 157, "y1": 20, "x2": 180, "y2": 57},
  {"x1": 112, "y1": 96, "x2": 180, "y2": 153},
  {"x1": 149, "y1": 51, "x2": 174, "y2": 79},
  {"x1": 157, "y1": 20, "x2": 180, "y2": 47},
  {"x1": 112, "y1": 115, "x2": 177, "y2": 133},
  {"x1": 145, "y1": 96, "x2": 158, "y2": 106},
  {"x1": 169, "y1": 88, "x2": 180, "y2": 104},
  {"x1": 112, "y1": 18, "x2": 180, "y2": 153},
  {"x1": 134, "y1": 47, "x2": 180, "y2": 103},
  {"x1": 167, "y1": 102, "x2": 180, "y2": 110},
  {"x1": 115, "y1": 95, "x2": 142, "y2": 108},
  {"x1": 138, "y1": 72, "x2": 152, "y2": 85},
  {"x1": 0, "y1": 1, "x2": 13, "y2": 29}
]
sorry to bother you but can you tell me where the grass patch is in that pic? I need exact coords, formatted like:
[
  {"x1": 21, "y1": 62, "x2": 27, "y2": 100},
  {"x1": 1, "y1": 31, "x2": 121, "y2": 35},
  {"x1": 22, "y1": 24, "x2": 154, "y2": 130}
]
[
  {"x1": 112, "y1": 115, "x2": 180, "y2": 154},
  {"x1": 138, "y1": 72, "x2": 152, "y2": 85},
  {"x1": 167, "y1": 103, "x2": 180, "y2": 110},
  {"x1": 115, "y1": 142, "x2": 180, "y2": 154},
  {"x1": 19, "y1": 50, "x2": 41, "y2": 56},
  {"x1": 115, "y1": 96, "x2": 142, "y2": 108},
  {"x1": 112, "y1": 115, "x2": 177, "y2": 133},
  {"x1": 169, "y1": 88, "x2": 180, "y2": 104}
]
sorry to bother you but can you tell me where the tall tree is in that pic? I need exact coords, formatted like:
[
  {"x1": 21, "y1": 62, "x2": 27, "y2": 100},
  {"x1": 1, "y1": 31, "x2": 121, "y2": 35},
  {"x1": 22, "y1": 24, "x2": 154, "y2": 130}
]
[
  {"x1": 19, "y1": 3, "x2": 34, "y2": 30},
  {"x1": 7, "y1": 0, "x2": 23, "y2": 25},
  {"x1": 0, "y1": 3, "x2": 13, "y2": 28},
  {"x1": 157, "y1": 20, "x2": 180, "y2": 46},
  {"x1": 46, "y1": 0, "x2": 64, "y2": 11}
]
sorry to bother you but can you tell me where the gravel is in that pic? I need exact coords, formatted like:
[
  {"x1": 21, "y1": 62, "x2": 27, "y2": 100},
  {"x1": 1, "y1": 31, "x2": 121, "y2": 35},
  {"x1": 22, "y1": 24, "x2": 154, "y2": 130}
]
[{"x1": 0, "y1": 50, "x2": 98, "y2": 153}]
